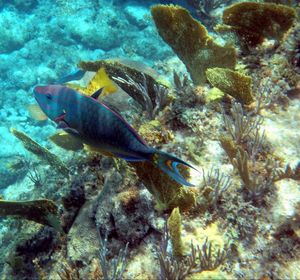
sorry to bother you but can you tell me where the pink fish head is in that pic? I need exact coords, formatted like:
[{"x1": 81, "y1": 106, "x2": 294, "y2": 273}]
[{"x1": 33, "y1": 85, "x2": 66, "y2": 121}]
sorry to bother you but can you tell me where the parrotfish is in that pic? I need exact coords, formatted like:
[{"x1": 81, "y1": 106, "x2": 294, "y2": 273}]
[{"x1": 33, "y1": 85, "x2": 196, "y2": 186}]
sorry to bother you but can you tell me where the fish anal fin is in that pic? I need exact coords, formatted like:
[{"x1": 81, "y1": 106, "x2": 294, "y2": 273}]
[
  {"x1": 84, "y1": 145, "x2": 115, "y2": 157},
  {"x1": 114, "y1": 153, "x2": 145, "y2": 162}
]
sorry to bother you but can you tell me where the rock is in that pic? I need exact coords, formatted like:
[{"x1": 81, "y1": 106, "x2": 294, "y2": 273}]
[
  {"x1": 95, "y1": 187, "x2": 155, "y2": 250},
  {"x1": 67, "y1": 200, "x2": 100, "y2": 264},
  {"x1": 124, "y1": 5, "x2": 149, "y2": 29},
  {"x1": 0, "y1": 157, "x2": 27, "y2": 190}
]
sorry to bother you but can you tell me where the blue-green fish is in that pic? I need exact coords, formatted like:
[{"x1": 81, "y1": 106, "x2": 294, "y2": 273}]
[{"x1": 34, "y1": 85, "x2": 196, "y2": 186}]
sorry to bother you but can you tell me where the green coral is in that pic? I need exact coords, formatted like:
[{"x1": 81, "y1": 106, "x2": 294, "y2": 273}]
[
  {"x1": 151, "y1": 4, "x2": 236, "y2": 85},
  {"x1": 11, "y1": 128, "x2": 69, "y2": 176},
  {"x1": 0, "y1": 199, "x2": 61, "y2": 230},
  {"x1": 222, "y1": 2, "x2": 296, "y2": 47},
  {"x1": 206, "y1": 87, "x2": 225, "y2": 102},
  {"x1": 167, "y1": 207, "x2": 184, "y2": 258},
  {"x1": 206, "y1": 67, "x2": 254, "y2": 105}
]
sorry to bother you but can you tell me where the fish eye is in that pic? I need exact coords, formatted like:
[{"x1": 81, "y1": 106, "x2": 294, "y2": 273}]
[{"x1": 46, "y1": 93, "x2": 52, "y2": 100}]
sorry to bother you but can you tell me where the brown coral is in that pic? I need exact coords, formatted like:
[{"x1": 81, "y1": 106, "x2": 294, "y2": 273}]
[
  {"x1": 138, "y1": 120, "x2": 174, "y2": 146},
  {"x1": 151, "y1": 4, "x2": 236, "y2": 85},
  {"x1": 0, "y1": 199, "x2": 60, "y2": 229},
  {"x1": 11, "y1": 128, "x2": 69, "y2": 176},
  {"x1": 206, "y1": 67, "x2": 254, "y2": 105},
  {"x1": 130, "y1": 161, "x2": 196, "y2": 211},
  {"x1": 222, "y1": 2, "x2": 296, "y2": 47}
]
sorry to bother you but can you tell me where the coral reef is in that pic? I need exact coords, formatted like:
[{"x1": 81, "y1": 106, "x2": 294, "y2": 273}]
[
  {"x1": 1, "y1": 1, "x2": 300, "y2": 279},
  {"x1": 151, "y1": 4, "x2": 236, "y2": 85},
  {"x1": 138, "y1": 120, "x2": 174, "y2": 146}
]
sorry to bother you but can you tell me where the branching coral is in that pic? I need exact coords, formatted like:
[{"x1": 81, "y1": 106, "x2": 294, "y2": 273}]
[
  {"x1": 17, "y1": 157, "x2": 44, "y2": 188},
  {"x1": 232, "y1": 147, "x2": 273, "y2": 202},
  {"x1": 222, "y1": 102, "x2": 263, "y2": 146},
  {"x1": 156, "y1": 223, "x2": 227, "y2": 280},
  {"x1": 151, "y1": 4, "x2": 236, "y2": 85},
  {"x1": 113, "y1": 73, "x2": 169, "y2": 119},
  {"x1": 98, "y1": 232, "x2": 129, "y2": 280},
  {"x1": 187, "y1": 0, "x2": 233, "y2": 27},
  {"x1": 197, "y1": 168, "x2": 232, "y2": 211}
]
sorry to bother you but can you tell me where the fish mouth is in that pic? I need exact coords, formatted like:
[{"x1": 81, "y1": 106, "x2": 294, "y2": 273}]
[{"x1": 34, "y1": 85, "x2": 45, "y2": 94}]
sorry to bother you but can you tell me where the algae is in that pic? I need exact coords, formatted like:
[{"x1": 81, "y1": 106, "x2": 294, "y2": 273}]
[{"x1": 151, "y1": 4, "x2": 236, "y2": 85}]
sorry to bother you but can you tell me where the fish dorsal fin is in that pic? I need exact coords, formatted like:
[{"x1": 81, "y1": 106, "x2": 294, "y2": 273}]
[{"x1": 91, "y1": 88, "x2": 104, "y2": 100}]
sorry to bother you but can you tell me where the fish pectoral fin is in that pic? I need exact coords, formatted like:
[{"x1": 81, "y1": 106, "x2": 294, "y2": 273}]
[
  {"x1": 49, "y1": 131, "x2": 84, "y2": 151},
  {"x1": 27, "y1": 104, "x2": 48, "y2": 121},
  {"x1": 91, "y1": 87, "x2": 104, "y2": 100}
]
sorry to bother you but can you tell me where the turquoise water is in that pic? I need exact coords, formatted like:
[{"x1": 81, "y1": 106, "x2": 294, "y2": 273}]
[{"x1": 1, "y1": 1, "x2": 300, "y2": 279}]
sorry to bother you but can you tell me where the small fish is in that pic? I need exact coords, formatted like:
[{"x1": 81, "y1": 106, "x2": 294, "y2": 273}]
[
  {"x1": 34, "y1": 85, "x2": 196, "y2": 186},
  {"x1": 57, "y1": 69, "x2": 86, "y2": 84}
]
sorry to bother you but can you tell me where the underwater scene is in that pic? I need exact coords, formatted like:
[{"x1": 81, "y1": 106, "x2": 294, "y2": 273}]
[{"x1": 0, "y1": 0, "x2": 300, "y2": 279}]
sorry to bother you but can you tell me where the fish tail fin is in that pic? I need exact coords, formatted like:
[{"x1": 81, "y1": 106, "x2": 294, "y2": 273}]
[{"x1": 151, "y1": 150, "x2": 196, "y2": 186}]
